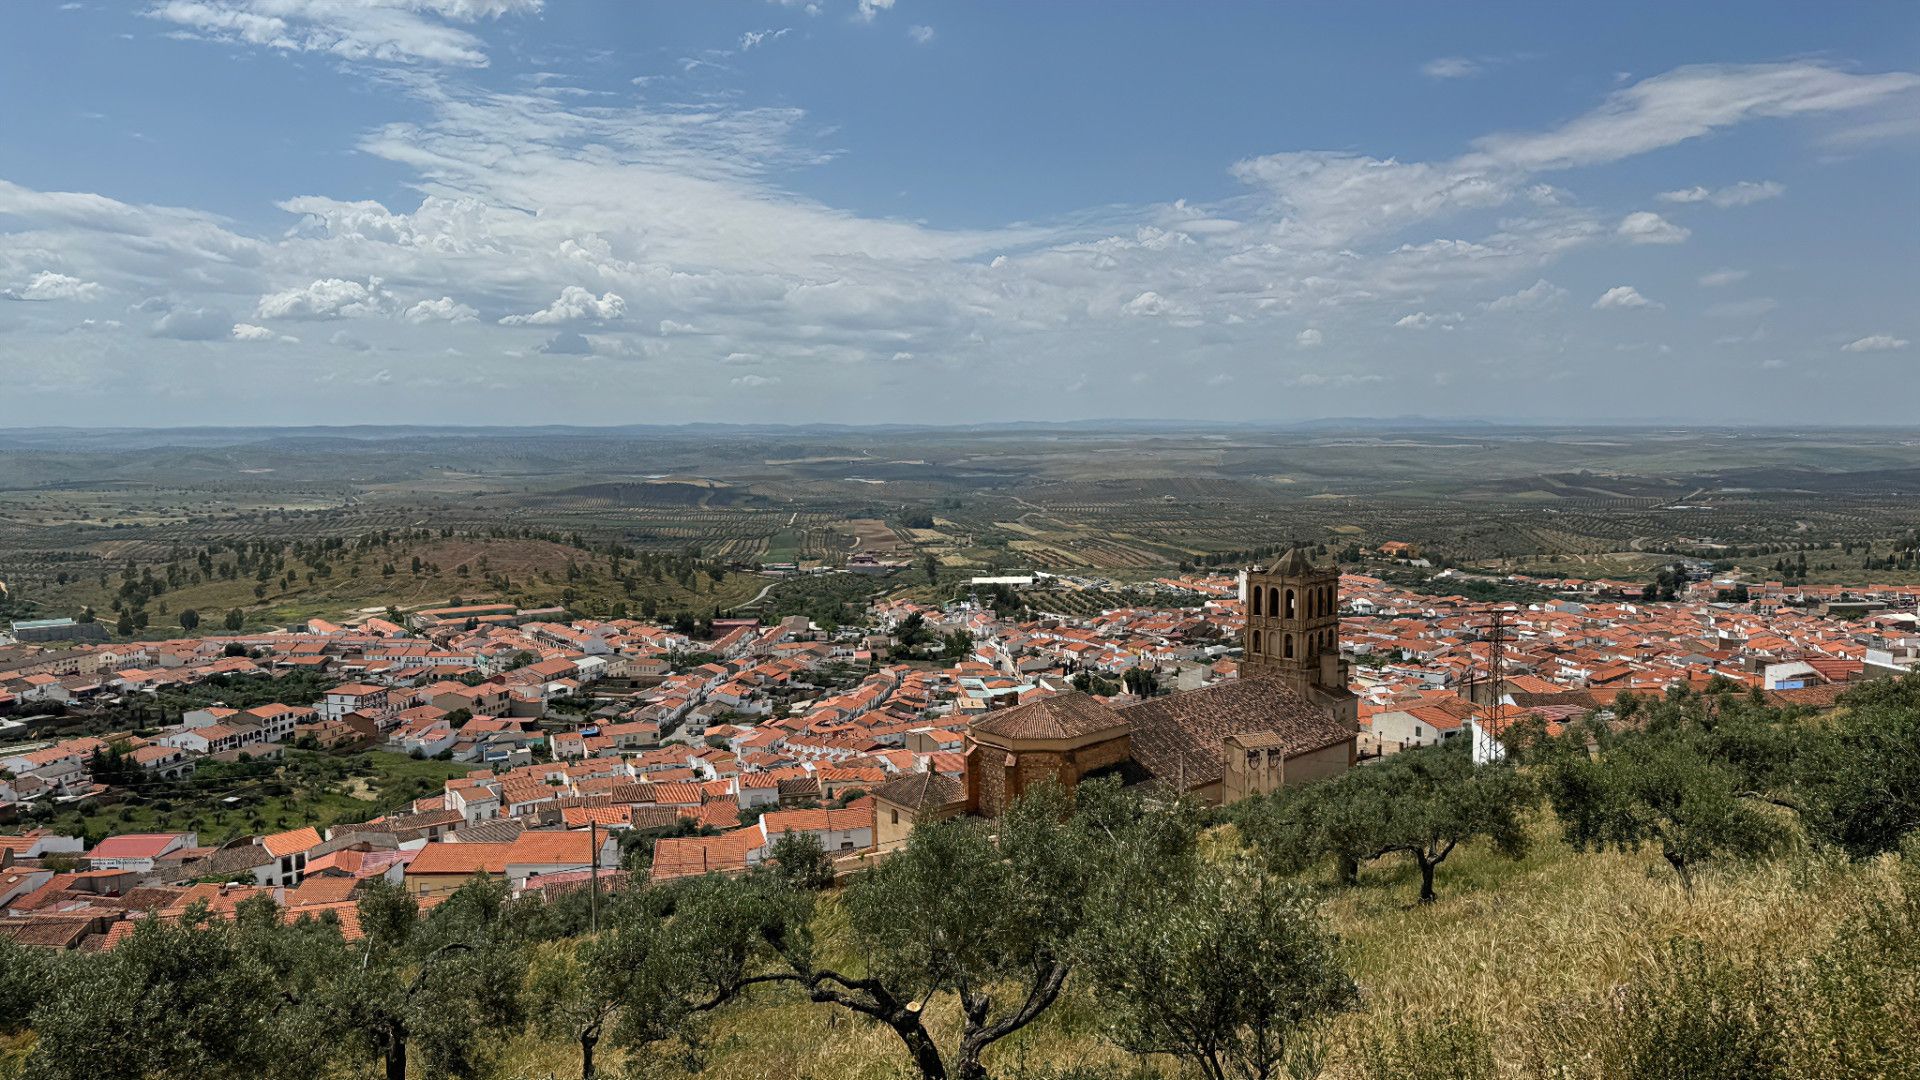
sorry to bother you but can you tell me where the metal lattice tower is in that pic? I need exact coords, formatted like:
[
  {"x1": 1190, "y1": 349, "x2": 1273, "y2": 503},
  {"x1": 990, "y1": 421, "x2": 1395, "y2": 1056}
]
[{"x1": 1478, "y1": 606, "x2": 1514, "y2": 738}]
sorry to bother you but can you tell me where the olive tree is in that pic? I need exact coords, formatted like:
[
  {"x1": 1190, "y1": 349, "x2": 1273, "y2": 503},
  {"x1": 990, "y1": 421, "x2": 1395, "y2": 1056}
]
[
  {"x1": 673, "y1": 779, "x2": 1189, "y2": 1080},
  {"x1": 1244, "y1": 741, "x2": 1533, "y2": 903},
  {"x1": 1538, "y1": 719, "x2": 1785, "y2": 891},
  {"x1": 23, "y1": 896, "x2": 341, "y2": 1080},
  {"x1": 1793, "y1": 673, "x2": 1920, "y2": 859},
  {"x1": 1082, "y1": 856, "x2": 1356, "y2": 1080},
  {"x1": 1353, "y1": 740, "x2": 1534, "y2": 903},
  {"x1": 327, "y1": 875, "x2": 526, "y2": 1080}
]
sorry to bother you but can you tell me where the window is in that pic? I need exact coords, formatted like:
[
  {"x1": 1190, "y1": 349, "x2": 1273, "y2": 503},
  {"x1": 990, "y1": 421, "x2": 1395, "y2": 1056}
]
[
  {"x1": 1285, "y1": 589, "x2": 1296, "y2": 618},
  {"x1": 890, "y1": 808, "x2": 899, "y2": 824},
  {"x1": 1249, "y1": 588, "x2": 1262, "y2": 616},
  {"x1": 1283, "y1": 633, "x2": 1294, "y2": 659},
  {"x1": 1251, "y1": 630, "x2": 1262, "y2": 655}
]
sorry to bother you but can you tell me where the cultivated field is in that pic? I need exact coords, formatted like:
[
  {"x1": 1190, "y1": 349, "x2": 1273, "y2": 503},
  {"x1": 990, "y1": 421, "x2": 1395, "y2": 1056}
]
[{"x1": 3, "y1": 423, "x2": 1917, "y2": 633}]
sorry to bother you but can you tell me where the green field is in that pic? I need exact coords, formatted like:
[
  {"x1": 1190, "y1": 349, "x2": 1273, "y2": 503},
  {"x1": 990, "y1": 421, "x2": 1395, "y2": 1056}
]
[
  {"x1": 32, "y1": 750, "x2": 470, "y2": 847},
  {"x1": 2, "y1": 423, "x2": 1917, "y2": 641}
]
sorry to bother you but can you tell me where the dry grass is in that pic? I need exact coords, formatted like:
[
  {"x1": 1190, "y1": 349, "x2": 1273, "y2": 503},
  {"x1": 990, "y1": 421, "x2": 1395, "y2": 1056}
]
[
  {"x1": 488, "y1": 824, "x2": 1907, "y2": 1080},
  {"x1": 1317, "y1": 824, "x2": 1900, "y2": 1076}
]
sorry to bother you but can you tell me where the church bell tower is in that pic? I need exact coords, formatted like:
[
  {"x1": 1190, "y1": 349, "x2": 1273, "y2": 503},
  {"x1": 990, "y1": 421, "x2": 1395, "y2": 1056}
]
[{"x1": 1242, "y1": 547, "x2": 1354, "y2": 724}]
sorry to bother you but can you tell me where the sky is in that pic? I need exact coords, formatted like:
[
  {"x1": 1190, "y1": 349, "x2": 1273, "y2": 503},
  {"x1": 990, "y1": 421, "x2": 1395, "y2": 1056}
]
[{"x1": 1, "y1": 1, "x2": 1916, "y2": 428}]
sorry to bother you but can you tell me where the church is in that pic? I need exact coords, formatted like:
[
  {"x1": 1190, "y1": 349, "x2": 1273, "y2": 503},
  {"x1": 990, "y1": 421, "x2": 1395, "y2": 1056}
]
[{"x1": 960, "y1": 547, "x2": 1358, "y2": 815}]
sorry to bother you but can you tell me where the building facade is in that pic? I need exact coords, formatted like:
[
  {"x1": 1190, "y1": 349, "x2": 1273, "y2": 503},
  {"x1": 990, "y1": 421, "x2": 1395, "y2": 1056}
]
[{"x1": 1241, "y1": 547, "x2": 1358, "y2": 726}]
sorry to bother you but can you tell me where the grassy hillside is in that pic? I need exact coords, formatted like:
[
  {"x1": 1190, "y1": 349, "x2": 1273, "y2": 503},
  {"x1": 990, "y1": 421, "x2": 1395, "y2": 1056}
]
[
  {"x1": 483, "y1": 828, "x2": 1911, "y2": 1080},
  {"x1": 18, "y1": 535, "x2": 769, "y2": 634}
]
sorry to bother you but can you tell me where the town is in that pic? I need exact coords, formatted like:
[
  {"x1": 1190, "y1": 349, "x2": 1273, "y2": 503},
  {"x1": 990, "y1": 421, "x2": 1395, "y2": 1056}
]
[{"x1": 4, "y1": 540, "x2": 1914, "y2": 946}]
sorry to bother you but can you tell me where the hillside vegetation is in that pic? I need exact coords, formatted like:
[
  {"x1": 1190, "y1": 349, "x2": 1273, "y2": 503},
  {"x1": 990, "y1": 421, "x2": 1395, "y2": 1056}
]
[
  {"x1": 15, "y1": 531, "x2": 767, "y2": 635},
  {"x1": 2, "y1": 676, "x2": 1917, "y2": 1080}
]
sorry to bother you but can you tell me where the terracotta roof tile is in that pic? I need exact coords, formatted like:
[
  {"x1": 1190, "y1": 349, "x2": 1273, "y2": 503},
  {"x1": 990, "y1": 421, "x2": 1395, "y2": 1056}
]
[
  {"x1": 1121, "y1": 677, "x2": 1354, "y2": 791},
  {"x1": 970, "y1": 692, "x2": 1127, "y2": 740}
]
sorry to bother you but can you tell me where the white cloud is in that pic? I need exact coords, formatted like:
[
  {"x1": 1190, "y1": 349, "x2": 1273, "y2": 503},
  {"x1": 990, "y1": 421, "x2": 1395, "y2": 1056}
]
[
  {"x1": 731, "y1": 373, "x2": 780, "y2": 387},
  {"x1": 403, "y1": 296, "x2": 479, "y2": 323},
  {"x1": 1227, "y1": 152, "x2": 1512, "y2": 248},
  {"x1": 2, "y1": 271, "x2": 103, "y2": 301},
  {"x1": 1121, "y1": 291, "x2": 1174, "y2": 317},
  {"x1": 538, "y1": 330, "x2": 593, "y2": 354},
  {"x1": 1394, "y1": 311, "x2": 1461, "y2": 329},
  {"x1": 145, "y1": 0, "x2": 542, "y2": 68},
  {"x1": 1657, "y1": 180, "x2": 1784, "y2": 207},
  {"x1": 1616, "y1": 211, "x2": 1690, "y2": 244},
  {"x1": 231, "y1": 322, "x2": 298, "y2": 342},
  {"x1": 1841, "y1": 334, "x2": 1910, "y2": 353},
  {"x1": 739, "y1": 27, "x2": 789, "y2": 50},
  {"x1": 329, "y1": 329, "x2": 372, "y2": 351},
  {"x1": 256, "y1": 276, "x2": 397, "y2": 319},
  {"x1": 856, "y1": 0, "x2": 894, "y2": 21},
  {"x1": 1295, "y1": 328, "x2": 1322, "y2": 348},
  {"x1": 1593, "y1": 285, "x2": 1657, "y2": 310},
  {"x1": 1288, "y1": 371, "x2": 1383, "y2": 389},
  {"x1": 5, "y1": 54, "x2": 1913, "y2": 424},
  {"x1": 151, "y1": 306, "x2": 232, "y2": 339},
  {"x1": 1422, "y1": 56, "x2": 1481, "y2": 79},
  {"x1": 499, "y1": 287, "x2": 627, "y2": 326},
  {"x1": 907, "y1": 24, "x2": 933, "y2": 44},
  {"x1": 1468, "y1": 63, "x2": 1920, "y2": 171},
  {"x1": 1485, "y1": 278, "x2": 1568, "y2": 312},
  {"x1": 1699, "y1": 268, "x2": 1749, "y2": 287}
]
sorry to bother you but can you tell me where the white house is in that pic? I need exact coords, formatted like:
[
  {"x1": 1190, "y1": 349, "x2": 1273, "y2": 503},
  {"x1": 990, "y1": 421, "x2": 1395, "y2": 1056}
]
[
  {"x1": 253, "y1": 827, "x2": 323, "y2": 887},
  {"x1": 750, "y1": 804, "x2": 874, "y2": 862},
  {"x1": 316, "y1": 683, "x2": 396, "y2": 724},
  {"x1": 502, "y1": 829, "x2": 620, "y2": 888},
  {"x1": 87, "y1": 832, "x2": 197, "y2": 873}
]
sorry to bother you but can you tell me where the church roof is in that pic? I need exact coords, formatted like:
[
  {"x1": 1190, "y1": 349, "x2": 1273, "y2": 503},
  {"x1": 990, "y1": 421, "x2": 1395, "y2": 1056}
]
[
  {"x1": 872, "y1": 771, "x2": 965, "y2": 812},
  {"x1": 1120, "y1": 677, "x2": 1353, "y2": 791},
  {"x1": 970, "y1": 691, "x2": 1127, "y2": 741},
  {"x1": 1272, "y1": 547, "x2": 1316, "y2": 576}
]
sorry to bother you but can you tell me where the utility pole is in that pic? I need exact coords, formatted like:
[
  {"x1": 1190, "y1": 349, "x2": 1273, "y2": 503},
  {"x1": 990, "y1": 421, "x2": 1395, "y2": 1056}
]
[
  {"x1": 1466, "y1": 606, "x2": 1516, "y2": 766},
  {"x1": 589, "y1": 818, "x2": 600, "y2": 934},
  {"x1": 1478, "y1": 606, "x2": 1513, "y2": 743},
  {"x1": 1487, "y1": 606, "x2": 1510, "y2": 714}
]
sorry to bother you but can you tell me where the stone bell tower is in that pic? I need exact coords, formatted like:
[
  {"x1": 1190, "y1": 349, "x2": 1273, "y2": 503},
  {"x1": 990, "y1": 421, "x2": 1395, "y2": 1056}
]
[{"x1": 1242, "y1": 547, "x2": 1356, "y2": 727}]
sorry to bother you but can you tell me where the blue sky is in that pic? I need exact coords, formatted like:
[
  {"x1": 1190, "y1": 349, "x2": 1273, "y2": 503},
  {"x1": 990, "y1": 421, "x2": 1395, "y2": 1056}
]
[{"x1": 1, "y1": 1, "x2": 1916, "y2": 426}]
